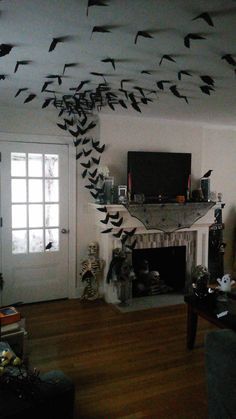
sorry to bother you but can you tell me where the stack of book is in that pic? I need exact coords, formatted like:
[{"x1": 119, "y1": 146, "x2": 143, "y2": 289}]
[{"x1": 0, "y1": 307, "x2": 25, "y2": 356}]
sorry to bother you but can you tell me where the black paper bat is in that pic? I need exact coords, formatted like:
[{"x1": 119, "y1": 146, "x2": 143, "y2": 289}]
[
  {"x1": 92, "y1": 142, "x2": 105, "y2": 153},
  {"x1": 159, "y1": 55, "x2": 176, "y2": 66},
  {"x1": 119, "y1": 99, "x2": 128, "y2": 109},
  {"x1": 73, "y1": 138, "x2": 82, "y2": 147},
  {"x1": 111, "y1": 217, "x2": 123, "y2": 227},
  {"x1": 92, "y1": 156, "x2": 101, "y2": 165},
  {"x1": 200, "y1": 85, "x2": 215, "y2": 95},
  {"x1": 91, "y1": 26, "x2": 111, "y2": 38},
  {"x1": 64, "y1": 117, "x2": 74, "y2": 126},
  {"x1": 90, "y1": 190, "x2": 99, "y2": 199},
  {"x1": 70, "y1": 80, "x2": 90, "y2": 93},
  {"x1": 121, "y1": 234, "x2": 129, "y2": 245},
  {"x1": 41, "y1": 81, "x2": 54, "y2": 92},
  {"x1": 141, "y1": 70, "x2": 152, "y2": 74},
  {"x1": 96, "y1": 206, "x2": 107, "y2": 212},
  {"x1": 170, "y1": 85, "x2": 188, "y2": 103},
  {"x1": 47, "y1": 74, "x2": 62, "y2": 85},
  {"x1": 156, "y1": 80, "x2": 171, "y2": 90},
  {"x1": 178, "y1": 70, "x2": 192, "y2": 81},
  {"x1": 87, "y1": 0, "x2": 109, "y2": 16},
  {"x1": 89, "y1": 169, "x2": 98, "y2": 178},
  {"x1": 192, "y1": 12, "x2": 214, "y2": 27},
  {"x1": 120, "y1": 79, "x2": 131, "y2": 89},
  {"x1": 82, "y1": 137, "x2": 91, "y2": 145},
  {"x1": 134, "y1": 31, "x2": 153, "y2": 44},
  {"x1": 76, "y1": 152, "x2": 83, "y2": 160},
  {"x1": 113, "y1": 228, "x2": 123, "y2": 238},
  {"x1": 0, "y1": 74, "x2": 6, "y2": 80},
  {"x1": 14, "y1": 60, "x2": 31, "y2": 73},
  {"x1": 202, "y1": 170, "x2": 213, "y2": 178},
  {"x1": 42, "y1": 98, "x2": 54, "y2": 108},
  {"x1": 85, "y1": 184, "x2": 95, "y2": 189},
  {"x1": 48, "y1": 36, "x2": 70, "y2": 52},
  {"x1": 45, "y1": 241, "x2": 53, "y2": 250},
  {"x1": 101, "y1": 57, "x2": 115, "y2": 70},
  {"x1": 57, "y1": 122, "x2": 67, "y2": 130},
  {"x1": 82, "y1": 169, "x2": 87, "y2": 178},
  {"x1": 200, "y1": 75, "x2": 215, "y2": 86},
  {"x1": 83, "y1": 148, "x2": 92, "y2": 157},
  {"x1": 221, "y1": 54, "x2": 236, "y2": 66},
  {"x1": 100, "y1": 213, "x2": 110, "y2": 224},
  {"x1": 184, "y1": 33, "x2": 206, "y2": 48},
  {"x1": 80, "y1": 160, "x2": 91, "y2": 168},
  {"x1": 88, "y1": 175, "x2": 99, "y2": 185},
  {"x1": 63, "y1": 63, "x2": 78, "y2": 74},
  {"x1": 69, "y1": 121, "x2": 96, "y2": 137},
  {"x1": 15, "y1": 88, "x2": 28, "y2": 97},
  {"x1": 24, "y1": 93, "x2": 36, "y2": 103},
  {"x1": 101, "y1": 228, "x2": 113, "y2": 234},
  {"x1": 0, "y1": 44, "x2": 13, "y2": 57}
]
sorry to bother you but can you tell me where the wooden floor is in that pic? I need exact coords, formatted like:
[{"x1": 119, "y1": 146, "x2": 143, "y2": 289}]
[{"x1": 19, "y1": 299, "x2": 216, "y2": 419}]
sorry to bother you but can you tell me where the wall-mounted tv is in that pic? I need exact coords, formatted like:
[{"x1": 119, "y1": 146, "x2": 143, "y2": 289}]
[{"x1": 127, "y1": 151, "x2": 191, "y2": 203}]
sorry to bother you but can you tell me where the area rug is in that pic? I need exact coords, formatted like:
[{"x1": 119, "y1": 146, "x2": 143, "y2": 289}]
[{"x1": 115, "y1": 293, "x2": 184, "y2": 313}]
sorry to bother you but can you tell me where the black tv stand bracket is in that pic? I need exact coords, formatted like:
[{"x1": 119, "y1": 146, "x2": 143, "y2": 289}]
[{"x1": 124, "y1": 202, "x2": 215, "y2": 233}]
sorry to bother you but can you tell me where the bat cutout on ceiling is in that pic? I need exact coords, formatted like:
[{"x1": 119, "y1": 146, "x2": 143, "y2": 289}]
[
  {"x1": 47, "y1": 75, "x2": 63, "y2": 85},
  {"x1": 101, "y1": 57, "x2": 116, "y2": 70},
  {"x1": 48, "y1": 36, "x2": 71, "y2": 52},
  {"x1": 134, "y1": 31, "x2": 153, "y2": 44},
  {"x1": 200, "y1": 85, "x2": 215, "y2": 95},
  {"x1": 63, "y1": 63, "x2": 78, "y2": 74},
  {"x1": 91, "y1": 26, "x2": 111, "y2": 39},
  {"x1": 178, "y1": 70, "x2": 192, "y2": 81},
  {"x1": 15, "y1": 88, "x2": 28, "y2": 97},
  {"x1": 156, "y1": 80, "x2": 171, "y2": 90},
  {"x1": 221, "y1": 54, "x2": 236, "y2": 66},
  {"x1": 192, "y1": 12, "x2": 214, "y2": 27},
  {"x1": 0, "y1": 44, "x2": 13, "y2": 57},
  {"x1": 42, "y1": 98, "x2": 55, "y2": 108},
  {"x1": 159, "y1": 55, "x2": 176, "y2": 66},
  {"x1": 0, "y1": 74, "x2": 6, "y2": 80},
  {"x1": 169, "y1": 85, "x2": 188, "y2": 104},
  {"x1": 87, "y1": 0, "x2": 109, "y2": 16},
  {"x1": 200, "y1": 75, "x2": 215, "y2": 86},
  {"x1": 141, "y1": 70, "x2": 152, "y2": 75},
  {"x1": 184, "y1": 33, "x2": 206, "y2": 48},
  {"x1": 24, "y1": 93, "x2": 36, "y2": 104},
  {"x1": 41, "y1": 81, "x2": 54, "y2": 92},
  {"x1": 14, "y1": 60, "x2": 32, "y2": 73}
]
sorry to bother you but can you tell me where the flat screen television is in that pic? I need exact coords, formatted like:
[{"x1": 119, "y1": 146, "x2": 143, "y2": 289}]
[{"x1": 127, "y1": 151, "x2": 191, "y2": 203}]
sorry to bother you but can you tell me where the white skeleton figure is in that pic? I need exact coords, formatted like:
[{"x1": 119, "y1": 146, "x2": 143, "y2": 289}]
[{"x1": 80, "y1": 241, "x2": 104, "y2": 300}]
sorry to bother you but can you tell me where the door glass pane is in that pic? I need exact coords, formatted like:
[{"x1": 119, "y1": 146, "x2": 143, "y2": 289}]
[
  {"x1": 29, "y1": 204, "x2": 43, "y2": 227},
  {"x1": 45, "y1": 228, "x2": 59, "y2": 251},
  {"x1": 28, "y1": 179, "x2": 43, "y2": 202},
  {"x1": 29, "y1": 229, "x2": 44, "y2": 253},
  {"x1": 28, "y1": 154, "x2": 43, "y2": 177},
  {"x1": 12, "y1": 205, "x2": 27, "y2": 228},
  {"x1": 11, "y1": 153, "x2": 26, "y2": 177},
  {"x1": 45, "y1": 154, "x2": 59, "y2": 177},
  {"x1": 45, "y1": 204, "x2": 59, "y2": 227},
  {"x1": 11, "y1": 179, "x2": 27, "y2": 203},
  {"x1": 45, "y1": 179, "x2": 59, "y2": 202},
  {"x1": 12, "y1": 230, "x2": 27, "y2": 254}
]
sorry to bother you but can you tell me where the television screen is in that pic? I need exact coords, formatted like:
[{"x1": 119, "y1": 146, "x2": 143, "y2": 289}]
[{"x1": 127, "y1": 151, "x2": 191, "y2": 203}]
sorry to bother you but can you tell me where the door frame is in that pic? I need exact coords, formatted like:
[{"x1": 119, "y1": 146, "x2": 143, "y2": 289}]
[{"x1": 0, "y1": 132, "x2": 77, "y2": 299}]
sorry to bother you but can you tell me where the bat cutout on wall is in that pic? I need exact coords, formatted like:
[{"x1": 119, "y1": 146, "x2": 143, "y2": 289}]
[
  {"x1": 113, "y1": 228, "x2": 123, "y2": 238},
  {"x1": 125, "y1": 239, "x2": 137, "y2": 251},
  {"x1": 96, "y1": 206, "x2": 107, "y2": 213},
  {"x1": 100, "y1": 213, "x2": 110, "y2": 224},
  {"x1": 111, "y1": 217, "x2": 123, "y2": 227},
  {"x1": 101, "y1": 228, "x2": 113, "y2": 234},
  {"x1": 24, "y1": 93, "x2": 36, "y2": 103}
]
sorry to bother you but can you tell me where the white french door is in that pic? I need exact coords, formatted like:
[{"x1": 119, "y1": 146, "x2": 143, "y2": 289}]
[{"x1": 0, "y1": 142, "x2": 70, "y2": 305}]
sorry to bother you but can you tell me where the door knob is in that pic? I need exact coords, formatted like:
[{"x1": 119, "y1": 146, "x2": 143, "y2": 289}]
[{"x1": 61, "y1": 228, "x2": 69, "y2": 234}]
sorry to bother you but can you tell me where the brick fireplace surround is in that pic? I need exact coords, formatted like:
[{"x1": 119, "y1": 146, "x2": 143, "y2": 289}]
[{"x1": 89, "y1": 203, "x2": 215, "y2": 304}]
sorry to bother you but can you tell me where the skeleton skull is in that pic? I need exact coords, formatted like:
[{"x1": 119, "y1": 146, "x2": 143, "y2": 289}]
[
  {"x1": 149, "y1": 271, "x2": 160, "y2": 283},
  {"x1": 88, "y1": 241, "x2": 99, "y2": 256}
]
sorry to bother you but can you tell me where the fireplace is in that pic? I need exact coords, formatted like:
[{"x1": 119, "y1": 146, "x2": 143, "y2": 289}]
[
  {"x1": 132, "y1": 246, "x2": 186, "y2": 297},
  {"x1": 88, "y1": 203, "x2": 215, "y2": 304}
]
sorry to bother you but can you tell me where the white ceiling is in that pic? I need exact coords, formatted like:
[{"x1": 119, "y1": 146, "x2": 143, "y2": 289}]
[{"x1": 1, "y1": 0, "x2": 236, "y2": 125}]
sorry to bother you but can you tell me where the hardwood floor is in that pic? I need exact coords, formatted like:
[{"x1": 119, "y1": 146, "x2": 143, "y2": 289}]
[{"x1": 19, "y1": 299, "x2": 216, "y2": 419}]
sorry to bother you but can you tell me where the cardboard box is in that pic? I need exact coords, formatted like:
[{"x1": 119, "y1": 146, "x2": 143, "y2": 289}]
[{"x1": 0, "y1": 306, "x2": 21, "y2": 326}]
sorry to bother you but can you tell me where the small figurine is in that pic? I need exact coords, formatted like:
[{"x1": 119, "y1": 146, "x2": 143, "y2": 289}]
[
  {"x1": 192, "y1": 264, "x2": 210, "y2": 299},
  {"x1": 217, "y1": 274, "x2": 235, "y2": 292}
]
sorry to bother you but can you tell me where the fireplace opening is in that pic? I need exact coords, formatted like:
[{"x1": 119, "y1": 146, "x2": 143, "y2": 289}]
[{"x1": 132, "y1": 246, "x2": 186, "y2": 297}]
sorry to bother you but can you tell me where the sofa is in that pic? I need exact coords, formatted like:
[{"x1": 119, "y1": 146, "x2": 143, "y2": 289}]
[{"x1": 205, "y1": 329, "x2": 236, "y2": 419}]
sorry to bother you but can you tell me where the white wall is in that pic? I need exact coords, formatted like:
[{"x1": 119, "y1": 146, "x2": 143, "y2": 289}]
[{"x1": 0, "y1": 106, "x2": 236, "y2": 292}]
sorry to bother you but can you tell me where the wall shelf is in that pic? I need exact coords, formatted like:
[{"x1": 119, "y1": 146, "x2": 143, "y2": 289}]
[{"x1": 124, "y1": 201, "x2": 215, "y2": 233}]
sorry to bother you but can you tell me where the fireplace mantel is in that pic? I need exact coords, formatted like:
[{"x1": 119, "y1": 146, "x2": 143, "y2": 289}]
[{"x1": 125, "y1": 202, "x2": 215, "y2": 233}]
